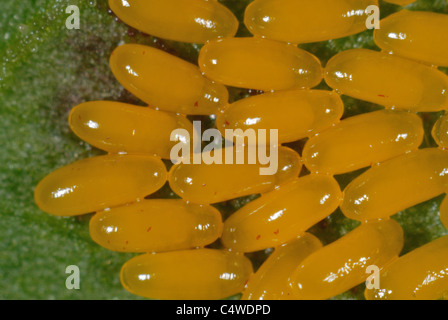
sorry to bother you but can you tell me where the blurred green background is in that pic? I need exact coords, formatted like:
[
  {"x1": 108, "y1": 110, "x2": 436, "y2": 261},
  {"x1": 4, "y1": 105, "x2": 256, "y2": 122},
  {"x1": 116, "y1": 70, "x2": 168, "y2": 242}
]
[{"x1": 1, "y1": 0, "x2": 447, "y2": 300}]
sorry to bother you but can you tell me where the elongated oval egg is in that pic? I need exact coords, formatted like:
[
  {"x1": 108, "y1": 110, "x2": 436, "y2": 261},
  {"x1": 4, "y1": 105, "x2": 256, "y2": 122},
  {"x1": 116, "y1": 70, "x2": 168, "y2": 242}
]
[
  {"x1": 290, "y1": 220, "x2": 404, "y2": 300},
  {"x1": 108, "y1": 0, "x2": 238, "y2": 44},
  {"x1": 303, "y1": 110, "x2": 424, "y2": 175},
  {"x1": 121, "y1": 249, "x2": 253, "y2": 300},
  {"x1": 221, "y1": 175, "x2": 342, "y2": 253},
  {"x1": 90, "y1": 199, "x2": 222, "y2": 253},
  {"x1": 168, "y1": 146, "x2": 302, "y2": 204},
  {"x1": 216, "y1": 89, "x2": 344, "y2": 144},
  {"x1": 374, "y1": 10, "x2": 448, "y2": 67},
  {"x1": 69, "y1": 101, "x2": 194, "y2": 159},
  {"x1": 110, "y1": 44, "x2": 228, "y2": 115},
  {"x1": 341, "y1": 148, "x2": 448, "y2": 221},
  {"x1": 242, "y1": 233, "x2": 323, "y2": 300},
  {"x1": 199, "y1": 37, "x2": 323, "y2": 91},
  {"x1": 365, "y1": 235, "x2": 448, "y2": 300},
  {"x1": 325, "y1": 49, "x2": 448, "y2": 111},
  {"x1": 34, "y1": 155, "x2": 167, "y2": 216},
  {"x1": 245, "y1": 0, "x2": 379, "y2": 44}
]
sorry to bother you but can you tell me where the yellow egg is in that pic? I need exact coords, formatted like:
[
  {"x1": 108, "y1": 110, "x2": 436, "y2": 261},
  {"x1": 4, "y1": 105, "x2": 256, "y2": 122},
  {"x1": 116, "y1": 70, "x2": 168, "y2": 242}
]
[
  {"x1": 34, "y1": 155, "x2": 167, "y2": 216},
  {"x1": 242, "y1": 233, "x2": 323, "y2": 300},
  {"x1": 221, "y1": 175, "x2": 342, "y2": 253},
  {"x1": 245, "y1": 0, "x2": 379, "y2": 43},
  {"x1": 121, "y1": 249, "x2": 253, "y2": 300},
  {"x1": 199, "y1": 37, "x2": 323, "y2": 91},
  {"x1": 341, "y1": 148, "x2": 448, "y2": 222},
  {"x1": 325, "y1": 49, "x2": 448, "y2": 111},
  {"x1": 168, "y1": 146, "x2": 302, "y2": 204},
  {"x1": 90, "y1": 199, "x2": 223, "y2": 253},
  {"x1": 375, "y1": 10, "x2": 448, "y2": 67},
  {"x1": 108, "y1": 0, "x2": 238, "y2": 44},
  {"x1": 365, "y1": 235, "x2": 448, "y2": 300},
  {"x1": 290, "y1": 220, "x2": 404, "y2": 300},
  {"x1": 69, "y1": 101, "x2": 194, "y2": 159},
  {"x1": 216, "y1": 89, "x2": 344, "y2": 144},
  {"x1": 110, "y1": 44, "x2": 228, "y2": 115},
  {"x1": 303, "y1": 110, "x2": 424, "y2": 175}
]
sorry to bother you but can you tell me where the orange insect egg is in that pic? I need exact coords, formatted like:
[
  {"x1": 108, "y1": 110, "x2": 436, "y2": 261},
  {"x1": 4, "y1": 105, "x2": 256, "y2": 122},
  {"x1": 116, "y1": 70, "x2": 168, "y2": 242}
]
[
  {"x1": 242, "y1": 233, "x2": 323, "y2": 300},
  {"x1": 365, "y1": 235, "x2": 448, "y2": 300},
  {"x1": 221, "y1": 175, "x2": 342, "y2": 253},
  {"x1": 302, "y1": 110, "x2": 424, "y2": 175},
  {"x1": 198, "y1": 37, "x2": 323, "y2": 91},
  {"x1": 168, "y1": 146, "x2": 302, "y2": 204},
  {"x1": 108, "y1": 0, "x2": 238, "y2": 44},
  {"x1": 121, "y1": 249, "x2": 253, "y2": 300},
  {"x1": 216, "y1": 89, "x2": 344, "y2": 145},
  {"x1": 34, "y1": 155, "x2": 167, "y2": 216},
  {"x1": 289, "y1": 220, "x2": 404, "y2": 300},
  {"x1": 89, "y1": 199, "x2": 223, "y2": 253},
  {"x1": 324, "y1": 49, "x2": 448, "y2": 112},
  {"x1": 341, "y1": 148, "x2": 448, "y2": 222},
  {"x1": 244, "y1": 0, "x2": 379, "y2": 44},
  {"x1": 375, "y1": 10, "x2": 448, "y2": 67},
  {"x1": 110, "y1": 44, "x2": 229, "y2": 115},
  {"x1": 69, "y1": 101, "x2": 194, "y2": 159}
]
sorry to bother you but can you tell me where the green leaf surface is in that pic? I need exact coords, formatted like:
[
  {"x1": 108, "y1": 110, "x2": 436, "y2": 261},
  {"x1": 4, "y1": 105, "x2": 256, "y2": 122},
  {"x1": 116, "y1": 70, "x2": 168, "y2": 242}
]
[{"x1": 1, "y1": 0, "x2": 447, "y2": 300}]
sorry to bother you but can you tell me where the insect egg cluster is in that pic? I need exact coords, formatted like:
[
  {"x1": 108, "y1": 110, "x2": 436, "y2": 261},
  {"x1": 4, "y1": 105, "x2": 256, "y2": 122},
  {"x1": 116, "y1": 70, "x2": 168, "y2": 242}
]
[{"x1": 34, "y1": 0, "x2": 448, "y2": 300}]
